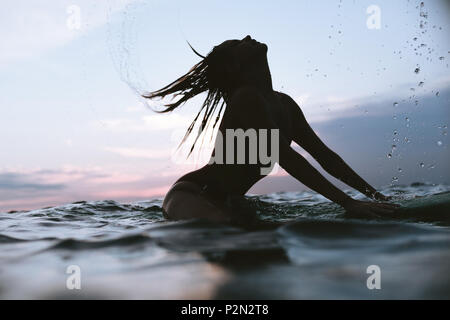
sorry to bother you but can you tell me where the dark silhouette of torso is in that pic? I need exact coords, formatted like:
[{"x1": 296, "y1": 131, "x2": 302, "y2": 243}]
[{"x1": 177, "y1": 90, "x2": 294, "y2": 195}]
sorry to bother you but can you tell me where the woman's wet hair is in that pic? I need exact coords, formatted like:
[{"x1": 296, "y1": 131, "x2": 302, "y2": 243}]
[{"x1": 142, "y1": 41, "x2": 239, "y2": 156}]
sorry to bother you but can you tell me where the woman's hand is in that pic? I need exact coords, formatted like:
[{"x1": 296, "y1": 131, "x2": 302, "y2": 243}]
[{"x1": 343, "y1": 199, "x2": 400, "y2": 218}]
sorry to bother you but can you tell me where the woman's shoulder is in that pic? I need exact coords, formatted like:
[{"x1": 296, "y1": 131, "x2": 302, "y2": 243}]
[
  {"x1": 274, "y1": 90, "x2": 296, "y2": 105},
  {"x1": 229, "y1": 86, "x2": 292, "y2": 104},
  {"x1": 228, "y1": 87, "x2": 298, "y2": 116}
]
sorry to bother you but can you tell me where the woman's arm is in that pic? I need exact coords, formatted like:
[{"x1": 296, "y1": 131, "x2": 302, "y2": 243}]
[
  {"x1": 228, "y1": 87, "x2": 352, "y2": 206},
  {"x1": 280, "y1": 92, "x2": 389, "y2": 201},
  {"x1": 278, "y1": 141, "x2": 352, "y2": 207},
  {"x1": 229, "y1": 87, "x2": 398, "y2": 216},
  {"x1": 277, "y1": 144, "x2": 398, "y2": 216}
]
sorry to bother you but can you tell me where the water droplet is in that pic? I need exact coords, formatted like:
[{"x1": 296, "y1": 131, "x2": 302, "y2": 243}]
[
  {"x1": 393, "y1": 102, "x2": 399, "y2": 107},
  {"x1": 392, "y1": 144, "x2": 397, "y2": 150},
  {"x1": 392, "y1": 177, "x2": 399, "y2": 183},
  {"x1": 414, "y1": 67, "x2": 420, "y2": 74},
  {"x1": 418, "y1": 81, "x2": 424, "y2": 87},
  {"x1": 393, "y1": 130, "x2": 398, "y2": 135},
  {"x1": 398, "y1": 168, "x2": 402, "y2": 173},
  {"x1": 437, "y1": 141, "x2": 442, "y2": 146},
  {"x1": 387, "y1": 153, "x2": 392, "y2": 159},
  {"x1": 420, "y1": 162, "x2": 425, "y2": 168},
  {"x1": 439, "y1": 56, "x2": 445, "y2": 60},
  {"x1": 436, "y1": 91, "x2": 440, "y2": 96}
]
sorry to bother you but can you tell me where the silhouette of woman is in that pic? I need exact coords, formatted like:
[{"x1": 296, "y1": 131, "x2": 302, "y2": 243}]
[{"x1": 143, "y1": 35, "x2": 399, "y2": 225}]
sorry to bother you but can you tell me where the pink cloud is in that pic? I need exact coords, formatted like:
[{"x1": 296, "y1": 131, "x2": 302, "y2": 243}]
[
  {"x1": 0, "y1": 165, "x2": 179, "y2": 212},
  {"x1": 92, "y1": 185, "x2": 171, "y2": 200}
]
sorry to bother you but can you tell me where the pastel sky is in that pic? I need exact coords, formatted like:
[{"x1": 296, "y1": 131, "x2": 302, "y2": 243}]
[{"x1": 1, "y1": 0, "x2": 449, "y2": 211}]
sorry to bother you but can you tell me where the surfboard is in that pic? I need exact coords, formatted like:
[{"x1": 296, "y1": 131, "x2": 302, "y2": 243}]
[{"x1": 394, "y1": 191, "x2": 450, "y2": 224}]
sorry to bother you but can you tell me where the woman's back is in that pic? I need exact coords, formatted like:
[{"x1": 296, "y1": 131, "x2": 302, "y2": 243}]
[{"x1": 177, "y1": 89, "x2": 295, "y2": 195}]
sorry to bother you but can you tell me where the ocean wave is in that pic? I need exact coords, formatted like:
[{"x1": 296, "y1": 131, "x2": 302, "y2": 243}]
[{"x1": 1, "y1": 183, "x2": 449, "y2": 299}]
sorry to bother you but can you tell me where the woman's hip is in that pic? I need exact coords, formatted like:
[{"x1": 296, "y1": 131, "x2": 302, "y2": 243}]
[{"x1": 162, "y1": 179, "x2": 257, "y2": 224}]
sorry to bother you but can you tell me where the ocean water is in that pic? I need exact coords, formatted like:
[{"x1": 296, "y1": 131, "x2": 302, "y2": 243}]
[{"x1": 0, "y1": 183, "x2": 449, "y2": 299}]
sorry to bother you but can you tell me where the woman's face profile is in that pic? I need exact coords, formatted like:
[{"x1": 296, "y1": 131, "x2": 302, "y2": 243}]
[
  {"x1": 216, "y1": 35, "x2": 268, "y2": 68},
  {"x1": 205, "y1": 35, "x2": 269, "y2": 92},
  {"x1": 231, "y1": 35, "x2": 268, "y2": 61}
]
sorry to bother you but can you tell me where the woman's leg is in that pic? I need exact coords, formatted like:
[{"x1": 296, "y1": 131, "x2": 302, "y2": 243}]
[{"x1": 162, "y1": 181, "x2": 232, "y2": 223}]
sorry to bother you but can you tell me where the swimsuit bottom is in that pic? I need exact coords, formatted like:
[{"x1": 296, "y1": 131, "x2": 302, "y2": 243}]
[{"x1": 163, "y1": 179, "x2": 259, "y2": 225}]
